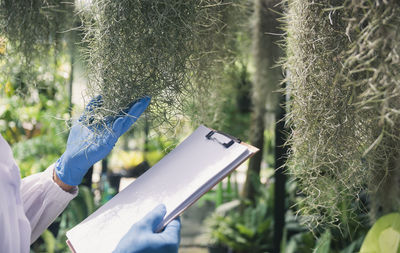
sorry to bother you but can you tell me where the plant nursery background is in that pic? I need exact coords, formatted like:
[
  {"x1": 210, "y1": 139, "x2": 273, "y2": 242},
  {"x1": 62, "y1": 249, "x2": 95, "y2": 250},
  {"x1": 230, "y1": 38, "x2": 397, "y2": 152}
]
[{"x1": 1, "y1": 0, "x2": 399, "y2": 252}]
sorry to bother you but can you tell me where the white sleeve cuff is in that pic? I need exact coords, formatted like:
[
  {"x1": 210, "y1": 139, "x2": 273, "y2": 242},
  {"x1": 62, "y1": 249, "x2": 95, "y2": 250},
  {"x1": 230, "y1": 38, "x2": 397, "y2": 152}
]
[
  {"x1": 21, "y1": 164, "x2": 79, "y2": 243},
  {"x1": 45, "y1": 164, "x2": 79, "y2": 199}
]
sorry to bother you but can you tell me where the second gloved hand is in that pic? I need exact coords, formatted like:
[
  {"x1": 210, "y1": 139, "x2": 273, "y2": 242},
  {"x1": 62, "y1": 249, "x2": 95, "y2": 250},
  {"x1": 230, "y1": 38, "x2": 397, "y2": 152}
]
[
  {"x1": 113, "y1": 204, "x2": 181, "y2": 253},
  {"x1": 55, "y1": 96, "x2": 151, "y2": 186}
]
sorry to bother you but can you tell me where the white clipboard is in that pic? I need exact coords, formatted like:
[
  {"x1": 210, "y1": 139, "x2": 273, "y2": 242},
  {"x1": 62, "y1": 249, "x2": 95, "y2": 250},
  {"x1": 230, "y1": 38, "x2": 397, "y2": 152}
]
[{"x1": 66, "y1": 125, "x2": 258, "y2": 253}]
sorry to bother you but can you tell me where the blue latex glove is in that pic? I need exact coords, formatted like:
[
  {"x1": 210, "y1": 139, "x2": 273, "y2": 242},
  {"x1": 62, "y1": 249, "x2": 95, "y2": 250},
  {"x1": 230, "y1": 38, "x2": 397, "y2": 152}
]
[
  {"x1": 55, "y1": 96, "x2": 151, "y2": 186},
  {"x1": 113, "y1": 205, "x2": 181, "y2": 253}
]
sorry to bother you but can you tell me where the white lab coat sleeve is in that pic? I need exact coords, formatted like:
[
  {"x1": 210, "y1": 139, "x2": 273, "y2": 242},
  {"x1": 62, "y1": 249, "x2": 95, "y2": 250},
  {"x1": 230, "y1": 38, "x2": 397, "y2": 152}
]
[
  {"x1": 20, "y1": 164, "x2": 78, "y2": 243},
  {"x1": 0, "y1": 161, "x2": 31, "y2": 253}
]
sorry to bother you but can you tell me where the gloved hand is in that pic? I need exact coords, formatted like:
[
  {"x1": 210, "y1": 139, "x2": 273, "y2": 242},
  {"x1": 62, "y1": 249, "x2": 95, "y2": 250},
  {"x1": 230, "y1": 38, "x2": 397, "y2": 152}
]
[
  {"x1": 113, "y1": 204, "x2": 181, "y2": 253},
  {"x1": 55, "y1": 96, "x2": 151, "y2": 186}
]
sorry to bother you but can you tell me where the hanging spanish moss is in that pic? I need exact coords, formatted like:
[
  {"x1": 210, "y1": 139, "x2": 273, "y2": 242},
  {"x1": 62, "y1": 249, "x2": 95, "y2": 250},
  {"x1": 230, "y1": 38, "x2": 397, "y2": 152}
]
[
  {"x1": 80, "y1": 0, "x2": 245, "y2": 129},
  {"x1": 0, "y1": 0, "x2": 76, "y2": 99},
  {"x1": 343, "y1": 0, "x2": 400, "y2": 221},
  {"x1": 0, "y1": 0, "x2": 75, "y2": 59},
  {"x1": 284, "y1": 0, "x2": 400, "y2": 228},
  {"x1": 284, "y1": 0, "x2": 359, "y2": 228}
]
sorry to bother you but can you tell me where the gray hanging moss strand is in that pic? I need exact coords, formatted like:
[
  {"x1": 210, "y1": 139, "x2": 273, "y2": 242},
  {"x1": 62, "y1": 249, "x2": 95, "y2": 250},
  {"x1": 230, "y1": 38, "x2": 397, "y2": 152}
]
[
  {"x1": 80, "y1": 0, "x2": 244, "y2": 129},
  {"x1": 284, "y1": 0, "x2": 400, "y2": 228}
]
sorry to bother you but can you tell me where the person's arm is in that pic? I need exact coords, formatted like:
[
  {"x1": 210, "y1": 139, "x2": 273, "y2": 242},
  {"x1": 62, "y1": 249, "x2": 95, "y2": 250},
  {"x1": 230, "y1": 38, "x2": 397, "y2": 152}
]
[
  {"x1": 54, "y1": 95, "x2": 182, "y2": 252},
  {"x1": 0, "y1": 163, "x2": 32, "y2": 253},
  {"x1": 0, "y1": 134, "x2": 73, "y2": 251},
  {"x1": 20, "y1": 96, "x2": 151, "y2": 243},
  {"x1": 20, "y1": 164, "x2": 78, "y2": 243}
]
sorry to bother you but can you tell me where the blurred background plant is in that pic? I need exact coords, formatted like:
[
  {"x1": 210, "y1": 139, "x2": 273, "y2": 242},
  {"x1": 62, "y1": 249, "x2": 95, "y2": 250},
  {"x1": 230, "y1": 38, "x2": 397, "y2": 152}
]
[
  {"x1": 207, "y1": 180, "x2": 275, "y2": 253},
  {"x1": 0, "y1": 45, "x2": 71, "y2": 176}
]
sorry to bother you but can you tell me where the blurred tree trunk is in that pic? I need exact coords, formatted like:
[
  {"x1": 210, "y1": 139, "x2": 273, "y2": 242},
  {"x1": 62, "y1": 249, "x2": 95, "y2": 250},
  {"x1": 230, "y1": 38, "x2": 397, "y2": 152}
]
[
  {"x1": 242, "y1": 0, "x2": 281, "y2": 202},
  {"x1": 273, "y1": 88, "x2": 287, "y2": 253},
  {"x1": 68, "y1": 46, "x2": 74, "y2": 117}
]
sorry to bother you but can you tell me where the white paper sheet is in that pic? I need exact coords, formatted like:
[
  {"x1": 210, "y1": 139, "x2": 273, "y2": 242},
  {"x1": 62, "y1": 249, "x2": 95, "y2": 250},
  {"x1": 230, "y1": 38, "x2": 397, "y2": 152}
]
[{"x1": 66, "y1": 125, "x2": 252, "y2": 253}]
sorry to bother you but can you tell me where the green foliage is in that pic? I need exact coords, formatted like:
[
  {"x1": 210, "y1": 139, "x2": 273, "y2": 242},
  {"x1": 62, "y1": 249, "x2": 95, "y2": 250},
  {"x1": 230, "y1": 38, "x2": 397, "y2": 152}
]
[
  {"x1": 207, "y1": 182, "x2": 274, "y2": 252},
  {"x1": 197, "y1": 174, "x2": 240, "y2": 208},
  {"x1": 284, "y1": 225, "x2": 366, "y2": 253},
  {"x1": 313, "y1": 230, "x2": 331, "y2": 253},
  {"x1": 263, "y1": 129, "x2": 275, "y2": 169},
  {"x1": 1, "y1": 39, "x2": 71, "y2": 97},
  {"x1": 40, "y1": 230, "x2": 56, "y2": 253},
  {"x1": 284, "y1": 231, "x2": 315, "y2": 253},
  {"x1": 145, "y1": 134, "x2": 178, "y2": 156},
  {"x1": 196, "y1": 61, "x2": 252, "y2": 141},
  {"x1": 283, "y1": 180, "x2": 368, "y2": 253},
  {"x1": 13, "y1": 135, "x2": 66, "y2": 177},
  {"x1": 144, "y1": 132, "x2": 180, "y2": 165},
  {"x1": 0, "y1": 46, "x2": 70, "y2": 176},
  {"x1": 360, "y1": 213, "x2": 400, "y2": 253}
]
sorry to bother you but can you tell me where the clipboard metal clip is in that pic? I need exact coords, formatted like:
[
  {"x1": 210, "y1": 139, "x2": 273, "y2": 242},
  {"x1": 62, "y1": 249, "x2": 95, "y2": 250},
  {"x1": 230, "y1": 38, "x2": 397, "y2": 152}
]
[{"x1": 206, "y1": 130, "x2": 241, "y2": 148}]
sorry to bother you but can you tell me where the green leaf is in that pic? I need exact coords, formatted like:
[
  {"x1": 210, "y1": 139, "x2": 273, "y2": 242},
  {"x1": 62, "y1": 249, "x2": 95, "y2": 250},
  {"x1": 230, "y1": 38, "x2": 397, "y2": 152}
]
[
  {"x1": 360, "y1": 213, "x2": 400, "y2": 253},
  {"x1": 235, "y1": 223, "x2": 255, "y2": 238},
  {"x1": 257, "y1": 218, "x2": 271, "y2": 234},
  {"x1": 313, "y1": 230, "x2": 331, "y2": 253},
  {"x1": 379, "y1": 228, "x2": 400, "y2": 253},
  {"x1": 41, "y1": 230, "x2": 55, "y2": 253},
  {"x1": 286, "y1": 232, "x2": 315, "y2": 253},
  {"x1": 340, "y1": 236, "x2": 364, "y2": 253},
  {"x1": 69, "y1": 199, "x2": 86, "y2": 224},
  {"x1": 79, "y1": 186, "x2": 96, "y2": 215},
  {"x1": 285, "y1": 237, "x2": 299, "y2": 253}
]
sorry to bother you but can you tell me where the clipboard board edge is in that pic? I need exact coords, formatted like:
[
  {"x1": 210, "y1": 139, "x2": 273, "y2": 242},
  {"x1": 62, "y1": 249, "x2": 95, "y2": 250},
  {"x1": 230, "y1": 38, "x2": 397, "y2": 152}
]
[
  {"x1": 156, "y1": 145, "x2": 259, "y2": 232},
  {"x1": 66, "y1": 239, "x2": 77, "y2": 253},
  {"x1": 240, "y1": 141, "x2": 259, "y2": 154}
]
